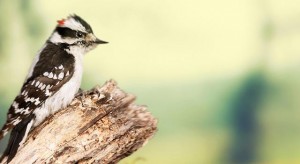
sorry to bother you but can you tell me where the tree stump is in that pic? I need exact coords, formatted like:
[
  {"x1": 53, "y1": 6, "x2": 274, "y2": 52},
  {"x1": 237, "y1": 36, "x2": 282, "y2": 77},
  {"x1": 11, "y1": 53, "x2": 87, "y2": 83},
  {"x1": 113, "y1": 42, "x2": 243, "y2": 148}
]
[{"x1": 0, "y1": 80, "x2": 157, "y2": 164}]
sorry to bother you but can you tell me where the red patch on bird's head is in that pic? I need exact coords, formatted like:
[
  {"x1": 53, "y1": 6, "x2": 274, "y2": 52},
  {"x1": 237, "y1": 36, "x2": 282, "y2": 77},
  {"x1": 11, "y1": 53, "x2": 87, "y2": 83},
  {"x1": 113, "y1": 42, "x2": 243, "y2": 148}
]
[{"x1": 57, "y1": 19, "x2": 65, "y2": 26}]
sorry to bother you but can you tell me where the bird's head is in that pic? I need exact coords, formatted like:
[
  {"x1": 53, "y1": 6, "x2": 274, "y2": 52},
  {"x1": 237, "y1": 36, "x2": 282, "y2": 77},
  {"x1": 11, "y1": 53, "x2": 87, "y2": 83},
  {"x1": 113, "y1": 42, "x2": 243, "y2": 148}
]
[{"x1": 49, "y1": 14, "x2": 107, "y2": 53}]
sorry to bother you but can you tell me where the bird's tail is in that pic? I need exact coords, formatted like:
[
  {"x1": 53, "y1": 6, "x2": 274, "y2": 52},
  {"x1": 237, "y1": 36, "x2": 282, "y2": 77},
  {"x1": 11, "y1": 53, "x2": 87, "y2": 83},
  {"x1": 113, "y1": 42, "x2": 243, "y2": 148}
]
[
  {"x1": 0, "y1": 106, "x2": 16, "y2": 141},
  {"x1": 0, "y1": 114, "x2": 34, "y2": 163},
  {"x1": 0, "y1": 125, "x2": 10, "y2": 141}
]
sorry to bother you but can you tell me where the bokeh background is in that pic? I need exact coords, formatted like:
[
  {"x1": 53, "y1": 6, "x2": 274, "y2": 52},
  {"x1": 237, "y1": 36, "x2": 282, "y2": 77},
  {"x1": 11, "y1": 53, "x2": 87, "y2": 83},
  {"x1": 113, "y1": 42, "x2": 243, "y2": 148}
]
[{"x1": 1, "y1": 0, "x2": 300, "y2": 163}]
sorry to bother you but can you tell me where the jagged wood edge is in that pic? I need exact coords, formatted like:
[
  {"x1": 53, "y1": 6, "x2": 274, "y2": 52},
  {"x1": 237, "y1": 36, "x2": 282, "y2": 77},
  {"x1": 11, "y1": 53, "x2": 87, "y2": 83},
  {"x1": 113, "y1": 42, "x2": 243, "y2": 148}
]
[{"x1": 1, "y1": 80, "x2": 157, "y2": 164}]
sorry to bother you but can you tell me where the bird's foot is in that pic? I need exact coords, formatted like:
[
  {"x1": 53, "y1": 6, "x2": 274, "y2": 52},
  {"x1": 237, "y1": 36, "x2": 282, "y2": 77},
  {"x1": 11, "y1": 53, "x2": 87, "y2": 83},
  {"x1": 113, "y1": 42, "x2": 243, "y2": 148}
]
[{"x1": 76, "y1": 88, "x2": 86, "y2": 107}]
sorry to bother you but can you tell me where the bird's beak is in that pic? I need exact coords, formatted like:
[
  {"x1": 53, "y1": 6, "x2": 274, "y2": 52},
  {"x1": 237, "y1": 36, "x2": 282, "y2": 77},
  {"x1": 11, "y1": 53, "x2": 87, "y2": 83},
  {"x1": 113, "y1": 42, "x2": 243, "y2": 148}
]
[
  {"x1": 94, "y1": 38, "x2": 108, "y2": 44},
  {"x1": 86, "y1": 34, "x2": 108, "y2": 44}
]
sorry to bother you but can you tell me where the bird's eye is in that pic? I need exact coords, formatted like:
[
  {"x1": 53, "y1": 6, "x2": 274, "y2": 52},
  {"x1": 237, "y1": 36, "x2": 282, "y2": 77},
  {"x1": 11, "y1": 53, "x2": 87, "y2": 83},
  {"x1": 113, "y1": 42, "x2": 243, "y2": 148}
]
[{"x1": 76, "y1": 31, "x2": 84, "y2": 38}]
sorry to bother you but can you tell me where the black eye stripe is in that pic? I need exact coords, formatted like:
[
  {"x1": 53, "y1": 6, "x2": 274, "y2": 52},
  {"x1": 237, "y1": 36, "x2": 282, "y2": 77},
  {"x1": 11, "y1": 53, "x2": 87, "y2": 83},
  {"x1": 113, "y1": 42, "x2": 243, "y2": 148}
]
[{"x1": 56, "y1": 27, "x2": 85, "y2": 38}]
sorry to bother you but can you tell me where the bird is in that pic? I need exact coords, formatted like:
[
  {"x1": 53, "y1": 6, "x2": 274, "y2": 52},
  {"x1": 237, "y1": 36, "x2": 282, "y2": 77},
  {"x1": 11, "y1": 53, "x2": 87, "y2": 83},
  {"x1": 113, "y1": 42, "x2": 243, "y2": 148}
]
[{"x1": 0, "y1": 14, "x2": 107, "y2": 162}]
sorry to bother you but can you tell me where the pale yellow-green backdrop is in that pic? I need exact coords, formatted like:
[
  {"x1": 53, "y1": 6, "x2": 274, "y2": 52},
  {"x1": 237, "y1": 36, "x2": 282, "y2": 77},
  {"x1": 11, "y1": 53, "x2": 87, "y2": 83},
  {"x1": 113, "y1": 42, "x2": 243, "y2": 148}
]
[{"x1": 0, "y1": 0, "x2": 300, "y2": 163}]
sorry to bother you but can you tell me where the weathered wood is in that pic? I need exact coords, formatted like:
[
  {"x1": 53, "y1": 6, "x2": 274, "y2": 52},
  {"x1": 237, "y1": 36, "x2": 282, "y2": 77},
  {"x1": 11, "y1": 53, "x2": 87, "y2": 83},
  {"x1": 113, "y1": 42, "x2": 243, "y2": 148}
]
[{"x1": 0, "y1": 80, "x2": 157, "y2": 164}]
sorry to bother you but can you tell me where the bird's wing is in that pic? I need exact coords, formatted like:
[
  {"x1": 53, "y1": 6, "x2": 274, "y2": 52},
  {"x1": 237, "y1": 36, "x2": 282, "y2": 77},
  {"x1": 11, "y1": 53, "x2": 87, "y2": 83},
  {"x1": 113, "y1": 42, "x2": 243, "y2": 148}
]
[
  {"x1": 0, "y1": 44, "x2": 76, "y2": 162},
  {"x1": 0, "y1": 43, "x2": 75, "y2": 140}
]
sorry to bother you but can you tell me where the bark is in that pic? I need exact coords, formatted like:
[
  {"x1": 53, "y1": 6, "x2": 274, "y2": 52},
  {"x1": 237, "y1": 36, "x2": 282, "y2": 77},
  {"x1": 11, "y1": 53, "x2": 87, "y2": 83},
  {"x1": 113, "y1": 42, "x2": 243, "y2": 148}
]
[{"x1": 1, "y1": 80, "x2": 157, "y2": 164}]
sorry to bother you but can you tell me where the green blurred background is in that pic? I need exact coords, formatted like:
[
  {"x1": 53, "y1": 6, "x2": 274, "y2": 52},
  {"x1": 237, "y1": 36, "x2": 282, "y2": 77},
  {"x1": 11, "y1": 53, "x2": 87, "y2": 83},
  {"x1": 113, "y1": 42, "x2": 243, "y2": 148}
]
[{"x1": 1, "y1": 0, "x2": 300, "y2": 163}]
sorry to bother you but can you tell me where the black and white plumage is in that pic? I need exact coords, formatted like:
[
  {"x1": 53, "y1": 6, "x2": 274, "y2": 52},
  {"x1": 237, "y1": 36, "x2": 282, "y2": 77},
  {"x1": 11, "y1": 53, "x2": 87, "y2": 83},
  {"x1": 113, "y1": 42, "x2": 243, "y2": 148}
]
[{"x1": 0, "y1": 14, "x2": 107, "y2": 162}]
